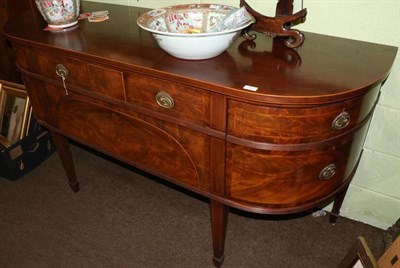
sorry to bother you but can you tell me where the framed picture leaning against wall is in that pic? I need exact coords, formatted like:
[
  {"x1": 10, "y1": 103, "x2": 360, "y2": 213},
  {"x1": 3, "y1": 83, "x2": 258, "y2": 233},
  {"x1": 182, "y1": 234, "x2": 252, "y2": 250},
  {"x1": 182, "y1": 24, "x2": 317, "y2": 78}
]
[{"x1": 0, "y1": 80, "x2": 32, "y2": 148}]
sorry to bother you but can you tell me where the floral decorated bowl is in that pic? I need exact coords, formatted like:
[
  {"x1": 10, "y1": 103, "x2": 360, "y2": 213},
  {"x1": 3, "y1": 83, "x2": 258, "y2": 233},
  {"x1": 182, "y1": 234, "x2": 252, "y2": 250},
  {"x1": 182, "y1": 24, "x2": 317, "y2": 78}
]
[
  {"x1": 137, "y1": 4, "x2": 254, "y2": 60},
  {"x1": 35, "y1": 0, "x2": 80, "y2": 28}
]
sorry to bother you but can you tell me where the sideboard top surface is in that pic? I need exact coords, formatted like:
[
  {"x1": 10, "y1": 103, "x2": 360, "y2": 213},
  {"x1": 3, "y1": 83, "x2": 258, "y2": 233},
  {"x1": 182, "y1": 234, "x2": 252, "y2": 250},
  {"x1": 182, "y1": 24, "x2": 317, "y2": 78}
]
[{"x1": 3, "y1": 1, "x2": 398, "y2": 104}]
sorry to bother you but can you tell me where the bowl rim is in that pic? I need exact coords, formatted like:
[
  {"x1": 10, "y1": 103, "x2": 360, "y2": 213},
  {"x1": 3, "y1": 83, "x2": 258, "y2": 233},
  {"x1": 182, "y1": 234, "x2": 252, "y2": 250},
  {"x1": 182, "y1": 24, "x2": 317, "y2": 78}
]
[{"x1": 136, "y1": 4, "x2": 254, "y2": 37}]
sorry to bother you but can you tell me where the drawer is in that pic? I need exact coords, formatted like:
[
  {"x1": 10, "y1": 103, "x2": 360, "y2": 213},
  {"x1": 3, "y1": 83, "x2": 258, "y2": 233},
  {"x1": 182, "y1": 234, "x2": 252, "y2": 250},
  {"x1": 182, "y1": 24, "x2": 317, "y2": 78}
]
[
  {"x1": 56, "y1": 98, "x2": 211, "y2": 190},
  {"x1": 34, "y1": 50, "x2": 91, "y2": 89},
  {"x1": 125, "y1": 72, "x2": 211, "y2": 126},
  {"x1": 225, "y1": 126, "x2": 367, "y2": 208},
  {"x1": 228, "y1": 87, "x2": 380, "y2": 144}
]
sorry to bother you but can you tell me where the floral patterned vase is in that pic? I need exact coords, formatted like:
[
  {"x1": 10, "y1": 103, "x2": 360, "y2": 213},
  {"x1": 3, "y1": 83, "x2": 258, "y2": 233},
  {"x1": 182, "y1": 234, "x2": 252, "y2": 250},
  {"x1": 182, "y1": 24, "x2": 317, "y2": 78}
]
[{"x1": 35, "y1": 0, "x2": 80, "y2": 28}]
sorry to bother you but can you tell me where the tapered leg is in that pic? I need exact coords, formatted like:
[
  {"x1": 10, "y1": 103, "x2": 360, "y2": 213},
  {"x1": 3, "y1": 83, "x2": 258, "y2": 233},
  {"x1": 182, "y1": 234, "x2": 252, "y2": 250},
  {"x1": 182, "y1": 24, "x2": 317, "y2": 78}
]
[
  {"x1": 51, "y1": 131, "x2": 80, "y2": 192},
  {"x1": 210, "y1": 199, "x2": 228, "y2": 267},
  {"x1": 329, "y1": 184, "x2": 349, "y2": 224}
]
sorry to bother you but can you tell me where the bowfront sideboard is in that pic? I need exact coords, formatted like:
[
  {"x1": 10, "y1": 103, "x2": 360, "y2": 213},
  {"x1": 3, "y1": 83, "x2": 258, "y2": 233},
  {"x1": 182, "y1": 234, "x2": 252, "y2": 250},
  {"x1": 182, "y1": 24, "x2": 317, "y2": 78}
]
[{"x1": 3, "y1": 2, "x2": 397, "y2": 266}]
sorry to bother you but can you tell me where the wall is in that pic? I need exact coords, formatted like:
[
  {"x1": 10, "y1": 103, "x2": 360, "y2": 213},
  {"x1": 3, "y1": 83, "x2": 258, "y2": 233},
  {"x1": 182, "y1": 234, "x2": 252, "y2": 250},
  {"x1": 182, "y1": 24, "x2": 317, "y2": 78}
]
[{"x1": 83, "y1": 0, "x2": 400, "y2": 230}]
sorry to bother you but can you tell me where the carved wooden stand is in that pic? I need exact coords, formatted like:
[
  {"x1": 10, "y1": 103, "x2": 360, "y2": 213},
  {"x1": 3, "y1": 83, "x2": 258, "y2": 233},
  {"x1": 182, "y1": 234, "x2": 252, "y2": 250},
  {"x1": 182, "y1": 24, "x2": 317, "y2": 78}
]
[{"x1": 240, "y1": 0, "x2": 307, "y2": 48}]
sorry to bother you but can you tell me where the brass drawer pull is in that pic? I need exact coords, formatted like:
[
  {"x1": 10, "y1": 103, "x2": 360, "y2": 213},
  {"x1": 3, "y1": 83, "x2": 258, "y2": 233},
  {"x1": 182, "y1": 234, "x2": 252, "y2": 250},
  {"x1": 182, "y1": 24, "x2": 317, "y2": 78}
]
[
  {"x1": 332, "y1": 111, "x2": 350, "y2": 130},
  {"x1": 55, "y1": 64, "x2": 69, "y2": 95},
  {"x1": 319, "y1": 164, "x2": 337, "y2": 180},
  {"x1": 156, "y1": 91, "x2": 174, "y2": 109}
]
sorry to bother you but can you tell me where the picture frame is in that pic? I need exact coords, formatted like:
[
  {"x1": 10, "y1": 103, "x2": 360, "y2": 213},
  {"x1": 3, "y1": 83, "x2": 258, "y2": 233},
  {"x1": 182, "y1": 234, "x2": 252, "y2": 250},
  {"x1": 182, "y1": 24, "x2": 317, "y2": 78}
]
[{"x1": 0, "y1": 80, "x2": 32, "y2": 148}]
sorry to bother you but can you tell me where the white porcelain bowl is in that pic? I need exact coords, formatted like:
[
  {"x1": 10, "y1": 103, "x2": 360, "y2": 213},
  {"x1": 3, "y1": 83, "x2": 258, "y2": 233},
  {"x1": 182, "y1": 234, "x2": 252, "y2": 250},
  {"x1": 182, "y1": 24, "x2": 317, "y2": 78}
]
[{"x1": 137, "y1": 4, "x2": 254, "y2": 60}]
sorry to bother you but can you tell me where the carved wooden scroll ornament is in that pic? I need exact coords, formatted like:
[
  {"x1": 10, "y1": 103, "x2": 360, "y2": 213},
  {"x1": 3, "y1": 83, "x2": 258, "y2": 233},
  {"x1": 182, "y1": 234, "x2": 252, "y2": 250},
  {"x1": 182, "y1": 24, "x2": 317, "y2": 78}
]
[{"x1": 240, "y1": 0, "x2": 307, "y2": 48}]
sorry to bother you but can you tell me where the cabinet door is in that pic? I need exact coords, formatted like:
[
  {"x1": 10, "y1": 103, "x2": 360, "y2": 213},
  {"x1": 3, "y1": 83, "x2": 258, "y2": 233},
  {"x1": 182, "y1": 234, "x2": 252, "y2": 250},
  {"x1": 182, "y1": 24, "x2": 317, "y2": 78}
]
[{"x1": 59, "y1": 98, "x2": 212, "y2": 190}]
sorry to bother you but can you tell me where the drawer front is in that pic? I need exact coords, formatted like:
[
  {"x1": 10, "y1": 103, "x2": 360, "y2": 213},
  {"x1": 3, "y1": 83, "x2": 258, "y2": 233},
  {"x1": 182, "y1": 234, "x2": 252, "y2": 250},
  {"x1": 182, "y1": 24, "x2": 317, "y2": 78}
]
[
  {"x1": 125, "y1": 72, "x2": 211, "y2": 126},
  {"x1": 225, "y1": 125, "x2": 368, "y2": 209},
  {"x1": 34, "y1": 50, "x2": 91, "y2": 89},
  {"x1": 56, "y1": 97, "x2": 211, "y2": 190},
  {"x1": 228, "y1": 86, "x2": 379, "y2": 144}
]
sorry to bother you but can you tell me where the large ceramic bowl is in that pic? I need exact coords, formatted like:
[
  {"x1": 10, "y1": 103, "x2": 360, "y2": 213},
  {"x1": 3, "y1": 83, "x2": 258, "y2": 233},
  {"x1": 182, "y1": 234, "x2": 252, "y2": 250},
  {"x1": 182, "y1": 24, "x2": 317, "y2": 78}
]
[
  {"x1": 137, "y1": 4, "x2": 254, "y2": 60},
  {"x1": 35, "y1": 0, "x2": 80, "y2": 28}
]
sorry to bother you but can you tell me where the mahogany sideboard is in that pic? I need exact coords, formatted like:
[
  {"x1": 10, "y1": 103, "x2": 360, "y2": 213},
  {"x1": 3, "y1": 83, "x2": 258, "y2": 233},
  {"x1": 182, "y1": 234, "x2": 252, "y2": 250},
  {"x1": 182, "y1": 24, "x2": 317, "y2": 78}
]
[{"x1": 3, "y1": 2, "x2": 397, "y2": 266}]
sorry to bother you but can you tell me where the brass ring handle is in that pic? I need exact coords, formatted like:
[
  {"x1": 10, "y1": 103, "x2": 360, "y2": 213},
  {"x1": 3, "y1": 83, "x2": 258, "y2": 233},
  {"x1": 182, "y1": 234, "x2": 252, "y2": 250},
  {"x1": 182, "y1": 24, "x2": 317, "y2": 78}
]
[
  {"x1": 156, "y1": 91, "x2": 174, "y2": 109},
  {"x1": 332, "y1": 111, "x2": 350, "y2": 130},
  {"x1": 319, "y1": 163, "x2": 337, "y2": 180}
]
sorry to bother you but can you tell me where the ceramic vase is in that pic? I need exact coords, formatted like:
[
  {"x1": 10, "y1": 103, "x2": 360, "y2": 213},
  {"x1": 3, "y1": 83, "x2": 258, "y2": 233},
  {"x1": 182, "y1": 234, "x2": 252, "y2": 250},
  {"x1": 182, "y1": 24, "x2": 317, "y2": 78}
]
[{"x1": 35, "y1": 0, "x2": 80, "y2": 29}]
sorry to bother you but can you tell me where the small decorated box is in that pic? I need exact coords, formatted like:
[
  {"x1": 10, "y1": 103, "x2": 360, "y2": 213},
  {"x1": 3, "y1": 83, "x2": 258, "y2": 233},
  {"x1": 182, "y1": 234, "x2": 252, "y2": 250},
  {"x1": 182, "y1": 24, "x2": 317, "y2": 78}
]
[{"x1": 0, "y1": 127, "x2": 55, "y2": 180}]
